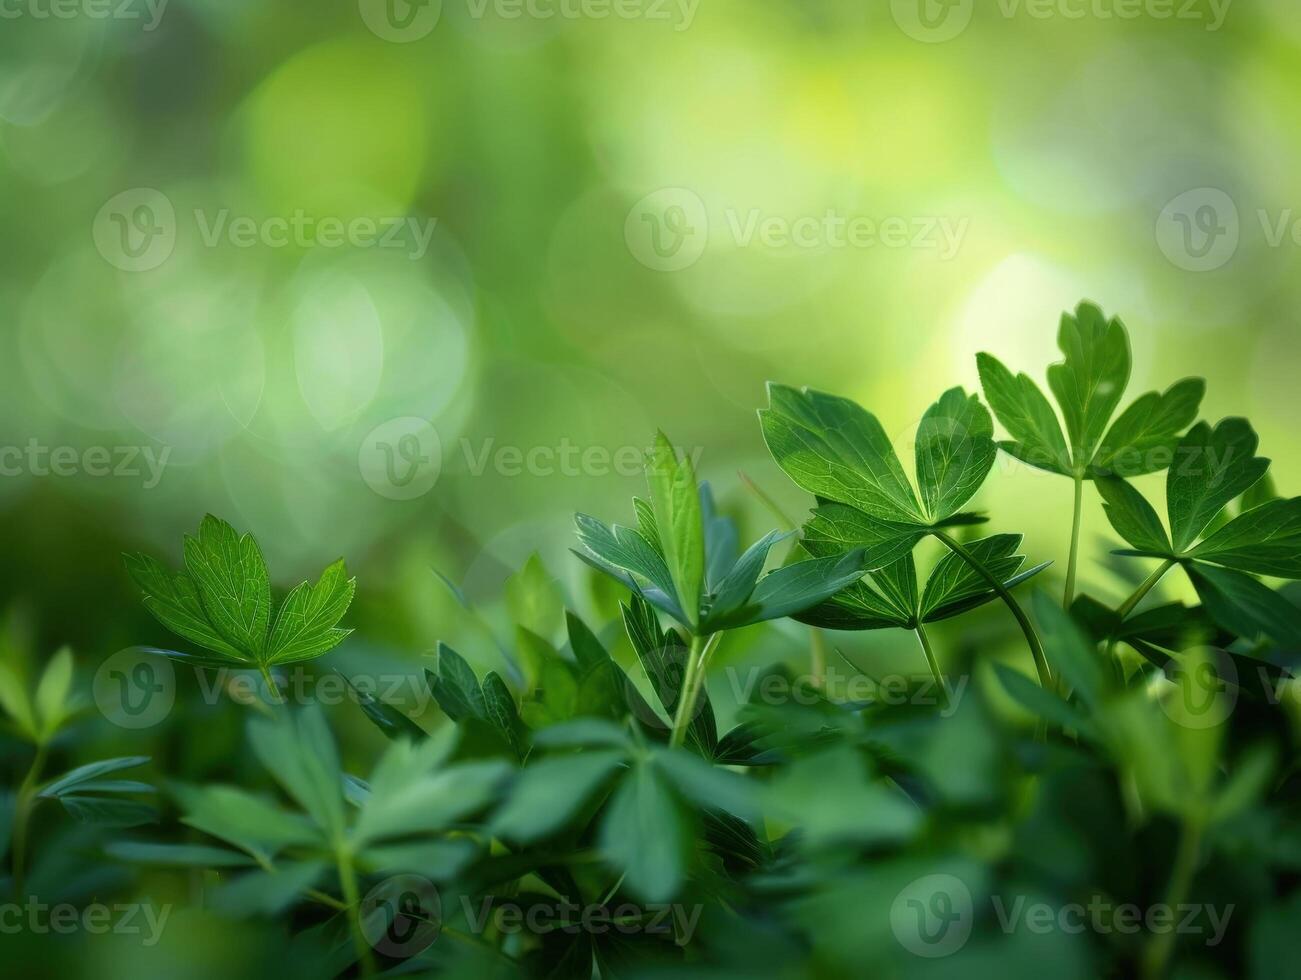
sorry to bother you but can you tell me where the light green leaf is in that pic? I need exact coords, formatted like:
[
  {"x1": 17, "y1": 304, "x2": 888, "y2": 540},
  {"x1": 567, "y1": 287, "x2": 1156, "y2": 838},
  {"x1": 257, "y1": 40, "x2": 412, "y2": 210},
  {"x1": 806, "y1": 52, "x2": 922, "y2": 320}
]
[
  {"x1": 1096, "y1": 476, "x2": 1173, "y2": 556},
  {"x1": 0, "y1": 661, "x2": 36, "y2": 741},
  {"x1": 919, "y1": 534, "x2": 1025, "y2": 618},
  {"x1": 1190, "y1": 497, "x2": 1301, "y2": 578},
  {"x1": 1168, "y1": 419, "x2": 1270, "y2": 552},
  {"x1": 1045, "y1": 302, "x2": 1131, "y2": 470},
  {"x1": 646, "y1": 432, "x2": 705, "y2": 629},
  {"x1": 914, "y1": 386, "x2": 997, "y2": 521},
  {"x1": 598, "y1": 760, "x2": 688, "y2": 903},
  {"x1": 182, "y1": 514, "x2": 273, "y2": 659},
  {"x1": 493, "y1": 749, "x2": 626, "y2": 843},
  {"x1": 976, "y1": 351, "x2": 1070, "y2": 476},
  {"x1": 760, "y1": 383, "x2": 923, "y2": 524},
  {"x1": 34, "y1": 646, "x2": 74, "y2": 738},
  {"x1": 178, "y1": 784, "x2": 322, "y2": 861},
  {"x1": 124, "y1": 553, "x2": 249, "y2": 663},
  {"x1": 265, "y1": 559, "x2": 355, "y2": 665},
  {"x1": 248, "y1": 707, "x2": 345, "y2": 841},
  {"x1": 802, "y1": 502, "x2": 928, "y2": 569},
  {"x1": 719, "y1": 548, "x2": 869, "y2": 629},
  {"x1": 504, "y1": 553, "x2": 564, "y2": 638},
  {"x1": 1092, "y1": 377, "x2": 1205, "y2": 478}
]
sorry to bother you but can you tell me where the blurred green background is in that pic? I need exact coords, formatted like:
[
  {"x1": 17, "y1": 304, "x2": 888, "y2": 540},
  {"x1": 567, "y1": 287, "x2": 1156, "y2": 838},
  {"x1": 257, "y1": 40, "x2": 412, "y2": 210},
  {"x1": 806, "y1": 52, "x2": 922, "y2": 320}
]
[{"x1": 1, "y1": 0, "x2": 1300, "y2": 972}]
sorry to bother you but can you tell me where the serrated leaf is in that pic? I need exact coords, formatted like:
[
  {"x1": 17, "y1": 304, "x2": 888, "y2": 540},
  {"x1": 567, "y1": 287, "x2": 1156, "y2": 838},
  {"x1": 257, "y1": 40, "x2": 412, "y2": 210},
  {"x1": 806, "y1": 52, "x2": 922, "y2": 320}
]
[
  {"x1": 1092, "y1": 377, "x2": 1205, "y2": 478},
  {"x1": 919, "y1": 534, "x2": 1023, "y2": 618},
  {"x1": 646, "y1": 433, "x2": 705, "y2": 630},
  {"x1": 802, "y1": 501, "x2": 928, "y2": 569},
  {"x1": 264, "y1": 559, "x2": 355, "y2": 665},
  {"x1": 1190, "y1": 497, "x2": 1301, "y2": 578},
  {"x1": 914, "y1": 386, "x2": 997, "y2": 521},
  {"x1": 760, "y1": 383, "x2": 924, "y2": 524},
  {"x1": 976, "y1": 352, "x2": 1071, "y2": 476},
  {"x1": 572, "y1": 515, "x2": 685, "y2": 623},
  {"x1": 1096, "y1": 476, "x2": 1173, "y2": 556},
  {"x1": 124, "y1": 553, "x2": 248, "y2": 663},
  {"x1": 182, "y1": 514, "x2": 272, "y2": 659},
  {"x1": 1168, "y1": 419, "x2": 1270, "y2": 552},
  {"x1": 1045, "y1": 302, "x2": 1131, "y2": 470}
]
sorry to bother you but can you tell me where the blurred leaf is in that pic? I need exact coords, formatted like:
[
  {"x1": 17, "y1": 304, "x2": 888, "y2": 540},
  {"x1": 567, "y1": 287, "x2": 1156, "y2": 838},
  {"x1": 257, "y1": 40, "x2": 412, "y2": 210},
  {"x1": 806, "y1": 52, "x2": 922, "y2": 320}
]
[
  {"x1": 598, "y1": 760, "x2": 687, "y2": 903},
  {"x1": 248, "y1": 706, "x2": 345, "y2": 840},
  {"x1": 505, "y1": 554, "x2": 564, "y2": 639},
  {"x1": 493, "y1": 749, "x2": 626, "y2": 843}
]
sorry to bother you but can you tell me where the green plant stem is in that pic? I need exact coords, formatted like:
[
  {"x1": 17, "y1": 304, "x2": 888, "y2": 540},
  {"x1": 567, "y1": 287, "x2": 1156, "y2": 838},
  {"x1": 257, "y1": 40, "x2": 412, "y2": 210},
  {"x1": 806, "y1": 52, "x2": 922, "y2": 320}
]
[
  {"x1": 259, "y1": 664, "x2": 284, "y2": 705},
  {"x1": 913, "y1": 624, "x2": 947, "y2": 708},
  {"x1": 1063, "y1": 473, "x2": 1084, "y2": 608},
  {"x1": 933, "y1": 530, "x2": 1051, "y2": 688},
  {"x1": 1115, "y1": 559, "x2": 1178, "y2": 622},
  {"x1": 670, "y1": 632, "x2": 722, "y2": 749},
  {"x1": 1142, "y1": 816, "x2": 1203, "y2": 980},
  {"x1": 336, "y1": 845, "x2": 376, "y2": 978},
  {"x1": 11, "y1": 744, "x2": 48, "y2": 900}
]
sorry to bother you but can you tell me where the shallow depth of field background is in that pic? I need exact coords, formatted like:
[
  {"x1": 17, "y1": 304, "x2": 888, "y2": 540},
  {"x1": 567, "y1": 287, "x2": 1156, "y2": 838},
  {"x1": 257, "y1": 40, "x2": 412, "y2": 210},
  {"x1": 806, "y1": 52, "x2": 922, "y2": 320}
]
[{"x1": 1, "y1": 0, "x2": 1300, "y2": 972}]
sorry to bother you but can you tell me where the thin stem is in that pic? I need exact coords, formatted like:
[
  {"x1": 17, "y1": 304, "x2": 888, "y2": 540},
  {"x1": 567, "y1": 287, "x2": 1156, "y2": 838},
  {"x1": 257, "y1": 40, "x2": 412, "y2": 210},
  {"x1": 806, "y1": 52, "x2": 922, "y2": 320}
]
[
  {"x1": 11, "y1": 744, "x2": 48, "y2": 900},
  {"x1": 913, "y1": 624, "x2": 947, "y2": 709},
  {"x1": 258, "y1": 664, "x2": 284, "y2": 705},
  {"x1": 669, "y1": 632, "x2": 722, "y2": 749},
  {"x1": 932, "y1": 530, "x2": 1051, "y2": 688},
  {"x1": 1141, "y1": 816, "x2": 1203, "y2": 980},
  {"x1": 809, "y1": 628, "x2": 828, "y2": 688},
  {"x1": 1063, "y1": 473, "x2": 1084, "y2": 608},
  {"x1": 1115, "y1": 559, "x2": 1177, "y2": 623},
  {"x1": 337, "y1": 845, "x2": 376, "y2": 978}
]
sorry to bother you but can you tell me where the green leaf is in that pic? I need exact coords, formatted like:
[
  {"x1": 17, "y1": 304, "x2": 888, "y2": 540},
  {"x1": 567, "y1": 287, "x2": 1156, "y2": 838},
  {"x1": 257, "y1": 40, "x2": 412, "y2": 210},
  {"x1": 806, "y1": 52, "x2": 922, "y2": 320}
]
[
  {"x1": 994, "y1": 663, "x2": 1099, "y2": 739},
  {"x1": 1092, "y1": 377, "x2": 1205, "y2": 478},
  {"x1": 40, "y1": 756, "x2": 151, "y2": 798},
  {"x1": 182, "y1": 514, "x2": 273, "y2": 659},
  {"x1": 572, "y1": 514, "x2": 685, "y2": 623},
  {"x1": 919, "y1": 534, "x2": 1025, "y2": 619},
  {"x1": 1208, "y1": 744, "x2": 1277, "y2": 825},
  {"x1": 428, "y1": 642, "x2": 488, "y2": 723},
  {"x1": 124, "y1": 553, "x2": 248, "y2": 663},
  {"x1": 482, "y1": 671, "x2": 524, "y2": 753},
  {"x1": 802, "y1": 501, "x2": 927, "y2": 569},
  {"x1": 623, "y1": 597, "x2": 716, "y2": 751},
  {"x1": 59, "y1": 796, "x2": 157, "y2": 828},
  {"x1": 1032, "y1": 591, "x2": 1107, "y2": 706},
  {"x1": 976, "y1": 352, "x2": 1070, "y2": 476},
  {"x1": 760, "y1": 383, "x2": 923, "y2": 523},
  {"x1": 1190, "y1": 497, "x2": 1301, "y2": 578},
  {"x1": 337, "y1": 671, "x2": 427, "y2": 742},
  {"x1": 103, "y1": 841, "x2": 257, "y2": 868},
  {"x1": 566, "y1": 612, "x2": 610, "y2": 671},
  {"x1": 354, "y1": 738, "x2": 508, "y2": 846},
  {"x1": 177, "y1": 784, "x2": 322, "y2": 861},
  {"x1": 700, "y1": 482, "x2": 741, "y2": 590},
  {"x1": 717, "y1": 549, "x2": 869, "y2": 629},
  {"x1": 1096, "y1": 476, "x2": 1173, "y2": 556},
  {"x1": 651, "y1": 747, "x2": 758, "y2": 821},
  {"x1": 248, "y1": 706, "x2": 345, "y2": 840},
  {"x1": 0, "y1": 661, "x2": 36, "y2": 741},
  {"x1": 1045, "y1": 302, "x2": 1131, "y2": 470},
  {"x1": 1167, "y1": 419, "x2": 1270, "y2": 552},
  {"x1": 645, "y1": 432, "x2": 705, "y2": 630},
  {"x1": 492, "y1": 750, "x2": 626, "y2": 843},
  {"x1": 264, "y1": 559, "x2": 355, "y2": 665},
  {"x1": 914, "y1": 386, "x2": 997, "y2": 521},
  {"x1": 34, "y1": 646, "x2": 74, "y2": 739},
  {"x1": 1187, "y1": 564, "x2": 1299, "y2": 647},
  {"x1": 598, "y1": 760, "x2": 688, "y2": 903},
  {"x1": 519, "y1": 658, "x2": 579, "y2": 729},
  {"x1": 707, "y1": 530, "x2": 787, "y2": 622},
  {"x1": 210, "y1": 861, "x2": 327, "y2": 916},
  {"x1": 504, "y1": 554, "x2": 564, "y2": 638}
]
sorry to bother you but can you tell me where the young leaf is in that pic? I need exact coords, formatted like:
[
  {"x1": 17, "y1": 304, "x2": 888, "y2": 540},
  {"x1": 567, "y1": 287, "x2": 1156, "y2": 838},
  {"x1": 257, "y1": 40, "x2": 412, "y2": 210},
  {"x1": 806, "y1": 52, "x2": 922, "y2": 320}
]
[
  {"x1": 918, "y1": 534, "x2": 1026, "y2": 618},
  {"x1": 645, "y1": 433, "x2": 705, "y2": 630},
  {"x1": 428, "y1": 642, "x2": 488, "y2": 723},
  {"x1": 34, "y1": 646, "x2": 74, "y2": 739},
  {"x1": 0, "y1": 660, "x2": 36, "y2": 741},
  {"x1": 914, "y1": 386, "x2": 997, "y2": 522},
  {"x1": 124, "y1": 553, "x2": 248, "y2": 663},
  {"x1": 1045, "y1": 302, "x2": 1131, "y2": 470},
  {"x1": 1189, "y1": 497, "x2": 1301, "y2": 577},
  {"x1": 1167, "y1": 419, "x2": 1270, "y2": 552},
  {"x1": 760, "y1": 383, "x2": 924, "y2": 524},
  {"x1": 1096, "y1": 476, "x2": 1174, "y2": 556},
  {"x1": 182, "y1": 514, "x2": 273, "y2": 658},
  {"x1": 264, "y1": 559, "x2": 355, "y2": 665},
  {"x1": 1092, "y1": 378, "x2": 1205, "y2": 478},
  {"x1": 975, "y1": 352, "x2": 1070, "y2": 476}
]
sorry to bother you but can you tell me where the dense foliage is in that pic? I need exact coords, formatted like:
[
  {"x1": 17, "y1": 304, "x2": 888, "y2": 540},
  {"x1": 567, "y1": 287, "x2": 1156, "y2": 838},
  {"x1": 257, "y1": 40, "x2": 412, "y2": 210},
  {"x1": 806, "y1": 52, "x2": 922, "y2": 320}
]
[{"x1": 3, "y1": 302, "x2": 1299, "y2": 979}]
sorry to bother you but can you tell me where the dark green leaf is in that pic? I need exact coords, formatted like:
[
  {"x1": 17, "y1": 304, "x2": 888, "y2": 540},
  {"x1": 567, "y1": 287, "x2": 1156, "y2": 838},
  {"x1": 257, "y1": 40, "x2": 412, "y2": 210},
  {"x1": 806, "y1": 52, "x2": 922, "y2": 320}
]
[
  {"x1": 1045, "y1": 302, "x2": 1131, "y2": 470},
  {"x1": 1187, "y1": 564, "x2": 1299, "y2": 647},
  {"x1": 493, "y1": 750, "x2": 626, "y2": 843},
  {"x1": 1190, "y1": 497, "x2": 1301, "y2": 577},
  {"x1": 1032, "y1": 591, "x2": 1107, "y2": 706},
  {"x1": 1092, "y1": 377, "x2": 1205, "y2": 478},
  {"x1": 598, "y1": 760, "x2": 688, "y2": 903},
  {"x1": 1168, "y1": 419, "x2": 1270, "y2": 552},
  {"x1": 645, "y1": 432, "x2": 705, "y2": 629},
  {"x1": 337, "y1": 671, "x2": 427, "y2": 742},
  {"x1": 428, "y1": 642, "x2": 488, "y2": 723},
  {"x1": 39, "y1": 756, "x2": 150, "y2": 798},
  {"x1": 976, "y1": 352, "x2": 1070, "y2": 476},
  {"x1": 914, "y1": 386, "x2": 997, "y2": 521},
  {"x1": 1096, "y1": 476, "x2": 1173, "y2": 556}
]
